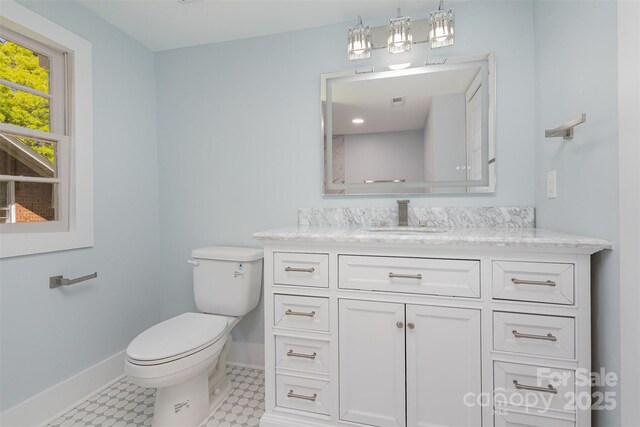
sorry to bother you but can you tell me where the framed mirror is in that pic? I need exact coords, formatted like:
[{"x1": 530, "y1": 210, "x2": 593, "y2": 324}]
[{"x1": 322, "y1": 53, "x2": 495, "y2": 195}]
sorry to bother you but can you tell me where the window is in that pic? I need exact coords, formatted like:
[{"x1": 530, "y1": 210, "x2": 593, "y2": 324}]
[
  {"x1": 0, "y1": 28, "x2": 67, "y2": 228},
  {"x1": 0, "y1": 1, "x2": 93, "y2": 258}
]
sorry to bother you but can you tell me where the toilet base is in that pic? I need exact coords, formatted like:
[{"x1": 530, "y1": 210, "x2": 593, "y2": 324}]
[
  {"x1": 151, "y1": 335, "x2": 234, "y2": 427},
  {"x1": 207, "y1": 335, "x2": 234, "y2": 413},
  {"x1": 208, "y1": 375, "x2": 232, "y2": 414},
  {"x1": 153, "y1": 370, "x2": 209, "y2": 427}
]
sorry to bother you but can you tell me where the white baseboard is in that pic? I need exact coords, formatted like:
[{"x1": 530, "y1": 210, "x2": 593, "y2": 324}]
[
  {"x1": 0, "y1": 351, "x2": 126, "y2": 427},
  {"x1": 227, "y1": 341, "x2": 264, "y2": 369},
  {"x1": 0, "y1": 343, "x2": 262, "y2": 427}
]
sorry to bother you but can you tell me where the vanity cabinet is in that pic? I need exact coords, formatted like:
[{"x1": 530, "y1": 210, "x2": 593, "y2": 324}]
[
  {"x1": 339, "y1": 300, "x2": 406, "y2": 427},
  {"x1": 254, "y1": 230, "x2": 609, "y2": 427},
  {"x1": 338, "y1": 299, "x2": 481, "y2": 427},
  {"x1": 406, "y1": 304, "x2": 482, "y2": 427},
  {"x1": 338, "y1": 255, "x2": 481, "y2": 297}
]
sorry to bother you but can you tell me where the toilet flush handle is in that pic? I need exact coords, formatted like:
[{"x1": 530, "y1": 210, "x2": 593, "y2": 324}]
[{"x1": 187, "y1": 259, "x2": 200, "y2": 266}]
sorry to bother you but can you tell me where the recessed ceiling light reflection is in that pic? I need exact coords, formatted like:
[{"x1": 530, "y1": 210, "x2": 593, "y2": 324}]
[{"x1": 352, "y1": 118, "x2": 365, "y2": 124}]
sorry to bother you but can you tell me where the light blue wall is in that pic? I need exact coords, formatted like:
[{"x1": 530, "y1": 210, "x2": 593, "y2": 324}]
[
  {"x1": 1, "y1": 2, "x2": 621, "y2": 424},
  {"x1": 0, "y1": 1, "x2": 161, "y2": 411},
  {"x1": 533, "y1": 1, "x2": 620, "y2": 425},
  {"x1": 155, "y1": 1, "x2": 536, "y2": 350}
]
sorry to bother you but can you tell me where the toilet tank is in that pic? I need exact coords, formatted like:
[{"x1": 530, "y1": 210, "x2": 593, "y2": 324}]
[{"x1": 191, "y1": 246, "x2": 264, "y2": 316}]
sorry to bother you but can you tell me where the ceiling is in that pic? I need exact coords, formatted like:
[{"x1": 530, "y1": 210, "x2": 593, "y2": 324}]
[
  {"x1": 331, "y1": 66, "x2": 479, "y2": 134},
  {"x1": 78, "y1": 0, "x2": 443, "y2": 52}
]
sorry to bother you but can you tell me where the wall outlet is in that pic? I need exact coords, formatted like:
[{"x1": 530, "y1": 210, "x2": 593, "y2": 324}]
[{"x1": 547, "y1": 170, "x2": 557, "y2": 199}]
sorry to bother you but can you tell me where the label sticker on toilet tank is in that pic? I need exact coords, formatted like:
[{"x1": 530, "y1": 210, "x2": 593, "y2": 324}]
[{"x1": 234, "y1": 262, "x2": 245, "y2": 279}]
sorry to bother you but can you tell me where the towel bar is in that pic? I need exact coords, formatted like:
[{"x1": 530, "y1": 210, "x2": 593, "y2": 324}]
[
  {"x1": 545, "y1": 113, "x2": 586, "y2": 140},
  {"x1": 49, "y1": 272, "x2": 97, "y2": 289}
]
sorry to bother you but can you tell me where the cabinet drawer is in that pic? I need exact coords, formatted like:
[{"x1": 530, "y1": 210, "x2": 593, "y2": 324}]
[
  {"x1": 495, "y1": 411, "x2": 575, "y2": 427},
  {"x1": 275, "y1": 335, "x2": 330, "y2": 375},
  {"x1": 494, "y1": 312, "x2": 575, "y2": 359},
  {"x1": 339, "y1": 255, "x2": 480, "y2": 298},
  {"x1": 276, "y1": 374, "x2": 331, "y2": 416},
  {"x1": 274, "y1": 295, "x2": 329, "y2": 332},
  {"x1": 274, "y1": 252, "x2": 329, "y2": 288},
  {"x1": 493, "y1": 261, "x2": 574, "y2": 305},
  {"x1": 494, "y1": 362, "x2": 575, "y2": 416}
]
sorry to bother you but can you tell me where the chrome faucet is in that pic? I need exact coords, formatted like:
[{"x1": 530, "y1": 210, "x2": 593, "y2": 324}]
[{"x1": 397, "y1": 199, "x2": 409, "y2": 226}]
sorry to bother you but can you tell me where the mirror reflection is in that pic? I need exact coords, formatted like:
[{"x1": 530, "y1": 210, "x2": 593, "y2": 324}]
[{"x1": 322, "y1": 54, "x2": 495, "y2": 195}]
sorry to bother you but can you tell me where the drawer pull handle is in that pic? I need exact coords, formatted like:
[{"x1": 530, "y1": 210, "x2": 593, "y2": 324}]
[
  {"x1": 287, "y1": 350, "x2": 317, "y2": 359},
  {"x1": 512, "y1": 330, "x2": 557, "y2": 342},
  {"x1": 389, "y1": 272, "x2": 423, "y2": 280},
  {"x1": 287, "y1": 390, "x2": 317, "y2": 401},
  {"x1": 511, "y1": 278, "x2": 557, "y2": 287},
  {"x1": 285, "y1": 267, "x2": 315, "y2": 273},
  {"x1": 513, "y1": 380, "x2": 558, "y2": 394},
  {"x1": 285, "y1": 309, "x2": 316, "y2": 317}
]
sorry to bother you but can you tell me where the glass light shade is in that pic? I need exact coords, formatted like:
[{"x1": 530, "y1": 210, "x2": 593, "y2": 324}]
[
  {"x1": 387, "y1": 15, "x2": 412, "y2": 54},
  {"x1": 429, "y1": 8, "x2": 455, "y2": 48},
  {"x1": 347, "y1": 17, "x2": 371, "y2": 60}
]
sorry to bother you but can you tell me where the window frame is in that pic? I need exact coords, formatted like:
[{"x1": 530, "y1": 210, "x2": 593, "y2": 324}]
[
  {"x1": 0, "y1": 124, "x2": 69, "y2": 232},
  {"x1": 0, "y1": 26, "x2": 66, "y2": 134},
  {"x1": 0, "y1": 180, "x2": 16, "y2": 223},
  {"x1": 0, "y1": 0, "x2": 93, "y2": 258}
]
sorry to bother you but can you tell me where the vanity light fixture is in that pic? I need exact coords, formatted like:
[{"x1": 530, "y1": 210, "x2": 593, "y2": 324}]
[
  {"x1": 429, "y1": 0, "x2": 455, "y2": 48},
  {"x1": 389, "y1": 62, "x2": 412, "y2": 70},
  {"x1": 352, "y1": 118, "x2": 365, "y2": 124},
  {"x1": 347, "y1": 4, "x2": 456, "y2": 60},
  {"x1": 347, "y1": 15, "x2": 372, "y2": 60},
  {"x1": 388, "y1": 8, "x2": 412, "y2": 54},
  {"x1": 425, "y1": 57, "x2": 447, "y2": 65}
]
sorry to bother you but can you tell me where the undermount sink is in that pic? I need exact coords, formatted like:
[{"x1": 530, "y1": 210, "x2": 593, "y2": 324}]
[{"x1": 367, "y1": 227, "x2": 448, "y2": 234}]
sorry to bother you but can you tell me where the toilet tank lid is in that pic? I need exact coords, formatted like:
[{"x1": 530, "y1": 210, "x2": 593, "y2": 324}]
[{"x1": 192, "y1": 246, "x2": 264, "y2": 262}]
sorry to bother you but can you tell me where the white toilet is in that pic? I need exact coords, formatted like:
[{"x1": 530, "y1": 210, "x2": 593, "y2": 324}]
[{"x1": 125, "y1": 246, "x2": 263, "y2": 427}]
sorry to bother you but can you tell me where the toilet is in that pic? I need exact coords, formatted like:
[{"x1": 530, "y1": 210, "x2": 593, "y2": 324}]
[{"x1": 125, "y1": 246, "x2": 263, "y2": 427}]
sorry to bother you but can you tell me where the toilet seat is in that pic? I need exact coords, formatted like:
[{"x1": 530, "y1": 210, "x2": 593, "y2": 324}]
[{"x1": 126, "y1": 312, "x2": 228, "y2": 366}]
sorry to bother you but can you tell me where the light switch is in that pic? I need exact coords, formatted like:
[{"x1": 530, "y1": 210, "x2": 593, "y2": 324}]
[{"x1": 547, "y1": 170, "x2": 557, "y2": 199}]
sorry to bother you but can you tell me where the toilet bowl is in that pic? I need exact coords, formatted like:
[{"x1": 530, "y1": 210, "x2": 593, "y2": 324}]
[
  {"x1": 124, "y1": 246, "x2": 263, "y2": 427},
  {"x1": 125, "y1": 313, "x2": 239, "y2": 426}
]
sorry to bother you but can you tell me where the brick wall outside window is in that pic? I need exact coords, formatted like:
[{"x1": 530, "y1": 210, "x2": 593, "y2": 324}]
[
  {"x1": 15, "y1": 181, "x2": 55, "y2": 222},
  {"x1": 0, "y1": 150, "x2": 55, "y2": 222}
]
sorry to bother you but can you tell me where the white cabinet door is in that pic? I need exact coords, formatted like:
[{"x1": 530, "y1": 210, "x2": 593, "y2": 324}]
[
  {"x1": 406, "y1": 305, "x2": 482, "y2": 427},
  {"x1": 339, "y1": 299, "x2": 406, "y2": 427}
]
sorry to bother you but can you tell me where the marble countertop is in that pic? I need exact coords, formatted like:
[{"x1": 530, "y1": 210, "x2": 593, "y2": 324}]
[{"x1": 253, "y1": 226, "x2": 612, "y2": 252}]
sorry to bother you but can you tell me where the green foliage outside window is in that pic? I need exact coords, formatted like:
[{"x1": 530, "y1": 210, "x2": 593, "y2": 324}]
[{"x1": 0, "y1": 38, "x2": 55, "y2": 164}]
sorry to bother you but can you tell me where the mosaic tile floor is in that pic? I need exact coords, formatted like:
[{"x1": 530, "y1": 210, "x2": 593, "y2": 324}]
[{"x1": 46, "y1": 365, "x2": 265, "y2": 427}]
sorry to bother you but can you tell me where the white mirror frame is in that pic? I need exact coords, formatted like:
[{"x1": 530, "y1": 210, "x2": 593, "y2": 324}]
[{"x1": 322, "y1": 52, "x2": 496, "y2": 196}]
